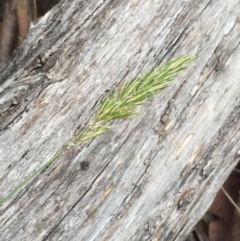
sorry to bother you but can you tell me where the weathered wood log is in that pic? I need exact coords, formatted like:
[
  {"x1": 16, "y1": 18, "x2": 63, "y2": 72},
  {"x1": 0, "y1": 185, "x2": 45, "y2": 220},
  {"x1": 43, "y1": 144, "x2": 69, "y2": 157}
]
[{"x1": 0, "y1": 0, "x2": 240, "y2": 240}]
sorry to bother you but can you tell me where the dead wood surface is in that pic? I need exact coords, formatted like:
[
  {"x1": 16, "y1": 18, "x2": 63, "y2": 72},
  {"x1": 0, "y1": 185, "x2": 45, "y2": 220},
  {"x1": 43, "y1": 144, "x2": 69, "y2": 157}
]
[{"x1": 0, "y1": 0, "x2": 240, "y2": 240}]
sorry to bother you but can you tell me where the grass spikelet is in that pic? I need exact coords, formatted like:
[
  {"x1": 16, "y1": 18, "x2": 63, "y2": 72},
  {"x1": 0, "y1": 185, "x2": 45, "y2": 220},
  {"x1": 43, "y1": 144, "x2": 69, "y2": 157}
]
[{"x1": 95, "y1": 56, "x2": 196, "y2": 123}]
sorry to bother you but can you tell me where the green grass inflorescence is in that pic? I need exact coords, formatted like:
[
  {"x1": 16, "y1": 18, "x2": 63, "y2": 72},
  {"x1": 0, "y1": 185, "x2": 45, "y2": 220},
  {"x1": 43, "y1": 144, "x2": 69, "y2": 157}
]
[{"x1": 0, "y1": 56, "x2": 195, "y2": 206}]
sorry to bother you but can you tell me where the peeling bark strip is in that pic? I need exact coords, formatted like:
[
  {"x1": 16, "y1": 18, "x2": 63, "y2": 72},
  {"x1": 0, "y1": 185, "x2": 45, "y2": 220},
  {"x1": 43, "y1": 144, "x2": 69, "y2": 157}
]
[{"x1": 0, "y1": 0, "x2": 240, "y2": 241}]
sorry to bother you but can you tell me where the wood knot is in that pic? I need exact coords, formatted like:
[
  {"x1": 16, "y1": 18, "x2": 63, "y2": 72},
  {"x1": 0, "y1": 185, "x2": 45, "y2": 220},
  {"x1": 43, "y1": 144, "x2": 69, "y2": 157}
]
[{"x1": 80, "y1": 160, "x2": 90, "y2": 171}]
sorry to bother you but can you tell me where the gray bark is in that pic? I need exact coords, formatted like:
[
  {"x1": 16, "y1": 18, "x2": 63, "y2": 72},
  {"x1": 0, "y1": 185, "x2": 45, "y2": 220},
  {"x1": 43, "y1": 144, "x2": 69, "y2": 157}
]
[{"x1": 0, "y1": 0, "x2": 240, "y2": 240}]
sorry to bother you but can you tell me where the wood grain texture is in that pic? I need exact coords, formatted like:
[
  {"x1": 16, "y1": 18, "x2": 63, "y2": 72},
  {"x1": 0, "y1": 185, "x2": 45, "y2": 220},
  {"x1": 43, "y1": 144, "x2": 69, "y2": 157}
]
[{"x1": 0, "y1": 0, "x2": 240, "y2": 240}]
